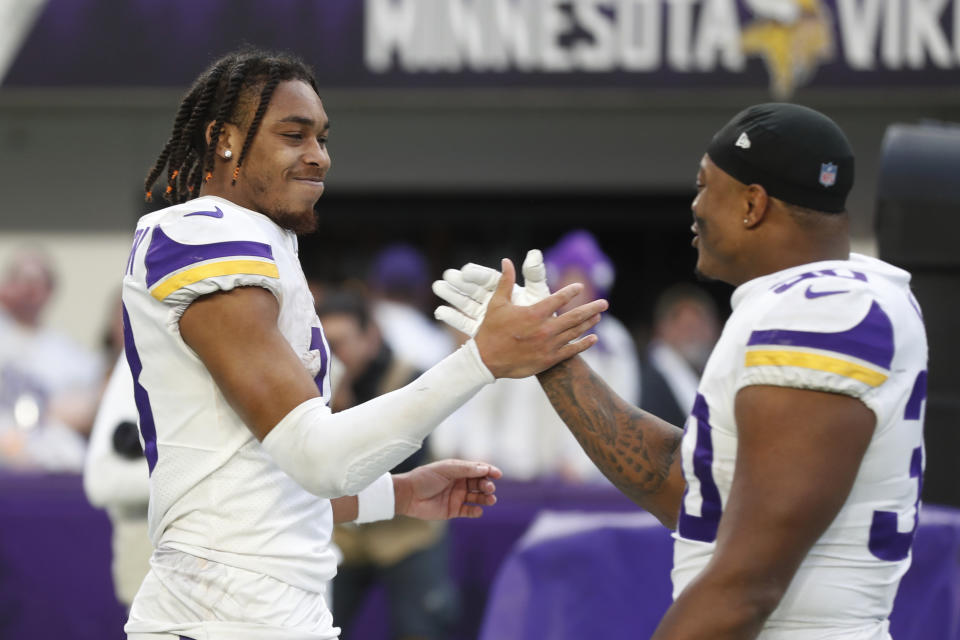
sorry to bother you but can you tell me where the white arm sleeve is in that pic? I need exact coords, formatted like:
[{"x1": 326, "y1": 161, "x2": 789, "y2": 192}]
[{"x1": 261, "y1": 339, "x2": 494, "y2": 498}]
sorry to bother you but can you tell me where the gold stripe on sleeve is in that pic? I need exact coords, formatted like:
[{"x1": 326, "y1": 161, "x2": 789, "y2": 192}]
[
  {"x1": 744, "y1": 350, "x2": 888, "y2": 387},
  {"x1": 150, "y1": 260, "x2": 279, "y2": 301}
]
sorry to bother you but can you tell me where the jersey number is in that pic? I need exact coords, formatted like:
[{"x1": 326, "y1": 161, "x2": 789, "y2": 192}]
[
  {"x1": 677, "y1": 393, "x2": 722, "y2": 543},
  {"x1": 868, "y1": 370, "x2": 927, "y2": 561},
  {"x1": 681, "y1": 371, "x2": 928, "y2": 554}
]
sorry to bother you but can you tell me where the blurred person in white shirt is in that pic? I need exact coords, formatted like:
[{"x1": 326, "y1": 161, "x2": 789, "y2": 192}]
[
  {"x1": 368, "y1": 244, "x2": 455, "y2": 372},
  {"x1": 0, "y1": 249, "x2": 102, "y2": 471},
  {"x1": 83, "y1": 354, "x2": 151, "y2": 609}
]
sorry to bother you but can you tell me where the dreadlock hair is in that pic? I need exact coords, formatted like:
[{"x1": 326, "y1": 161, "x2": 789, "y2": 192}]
[{"x1": 144, "y1": 48, "x2": 320, "y2": 204}]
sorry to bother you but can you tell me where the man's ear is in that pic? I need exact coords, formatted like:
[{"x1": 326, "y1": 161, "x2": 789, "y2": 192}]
[
  {"x1": 743, "y1": 184, "x2": 769, "y2": 228},
  {"x1": 204, "y1": 121, "x2": 241, "y2": 157}
]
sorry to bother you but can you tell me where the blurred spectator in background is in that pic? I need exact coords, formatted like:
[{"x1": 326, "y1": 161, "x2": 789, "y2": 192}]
[
  {"x1": 317, "y1": 289, "x2": 458, "y2": 640},
  {"x1": 100, "y1": 289, "x2": 126, "y2": 366},
  {"x1": 640, "y1": 284, "x2": 721, "y2": 426},
  {"x1": 368, "y1": 243, "x2": 454, "y2": 372},
  {"x1": 433, "y1": 230, "x2": 640, "y2": 482},
  {"x1": 0, "y1": 249, "x2": 102, "y2": 471},
  {"x1": 83, "y1": 354, "x2": 151, "y2": 611}
]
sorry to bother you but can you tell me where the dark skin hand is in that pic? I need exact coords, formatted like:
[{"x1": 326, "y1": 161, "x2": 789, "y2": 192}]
[{"x1": 538, "y1": 359, "x2": 875, "y2": 640}]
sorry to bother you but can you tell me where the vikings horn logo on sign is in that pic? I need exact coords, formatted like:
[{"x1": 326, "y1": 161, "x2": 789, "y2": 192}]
[
  {"x1": 741, "y1": 0, "x2": 836, "y2": 99},
  {"x1": 819, "y1": 162, "x2": 838, "y2": 187}
]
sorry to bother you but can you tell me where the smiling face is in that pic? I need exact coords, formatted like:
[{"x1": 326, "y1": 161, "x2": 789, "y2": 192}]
[
  {"x1": 690, "y1": 154, "x2": 751, "y2": 285},
  {"x1": 223, "y1": 80, "x2": 331, "y2": 234}
]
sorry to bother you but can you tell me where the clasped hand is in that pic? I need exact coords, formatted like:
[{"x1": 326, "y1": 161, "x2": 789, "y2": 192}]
[{"x1": 433, "y1": 250, "x2": 608, "y2": 379}]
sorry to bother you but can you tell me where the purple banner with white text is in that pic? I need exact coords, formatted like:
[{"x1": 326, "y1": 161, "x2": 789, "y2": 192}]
[{"x1": 5, "y1": 0, "x2": 960, "y2": 97}]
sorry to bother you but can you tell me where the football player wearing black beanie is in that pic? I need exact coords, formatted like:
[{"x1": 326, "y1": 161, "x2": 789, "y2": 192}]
[
  {"x1": 436, "y1": 103, "x2": 928, "y2": 640},
  {"x1": 692, "y1": 102, "x2": 855, "y2": 285}
]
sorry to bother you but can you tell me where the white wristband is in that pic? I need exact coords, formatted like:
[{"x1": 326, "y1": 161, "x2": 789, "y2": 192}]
[{"x1": 356, "y1": 472, "x2": 396, "y2": 523}]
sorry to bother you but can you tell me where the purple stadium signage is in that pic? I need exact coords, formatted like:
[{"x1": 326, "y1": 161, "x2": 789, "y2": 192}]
[{"x1": 5, "y1": 0, "x2": 960, "y2": 96}]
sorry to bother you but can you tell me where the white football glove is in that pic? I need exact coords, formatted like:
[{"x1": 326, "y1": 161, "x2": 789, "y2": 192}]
[{"x1": 433, "y1": 249, "x2": 551, "y2": 337}]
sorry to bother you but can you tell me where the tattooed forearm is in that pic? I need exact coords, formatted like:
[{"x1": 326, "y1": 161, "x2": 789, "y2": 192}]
[{"x1": 537, "y1": 356, "x2": 686, "y2": 527}]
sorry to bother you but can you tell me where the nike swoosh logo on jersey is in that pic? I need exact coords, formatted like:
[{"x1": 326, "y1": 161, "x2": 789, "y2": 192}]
[
  {"x1": 184, "y1": 206, "x2": 224, "y2": 218},
  {"x1": 805, "y1": 285, "x2": 849, "y2": 299}
]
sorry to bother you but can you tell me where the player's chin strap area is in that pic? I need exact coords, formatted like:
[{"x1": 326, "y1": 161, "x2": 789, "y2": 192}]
[{"x1": 261, "y1": 339, "x2": 493, "y2": 501}]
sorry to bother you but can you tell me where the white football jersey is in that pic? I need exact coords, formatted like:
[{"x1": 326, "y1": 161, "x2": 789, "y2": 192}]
[
  {"x1": 120, "y1": 195, "x2": 335, "y2": 594},
  {"x1": 673, "y1": 254, "x2": 928, "y2": 639}
]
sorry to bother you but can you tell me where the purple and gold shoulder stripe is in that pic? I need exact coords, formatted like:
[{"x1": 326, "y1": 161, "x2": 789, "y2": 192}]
[
  {"x1": 144, "y1": 227, "x2": 279, "y2": 301},
  {"x1": 744, "y1": 301, "x2": 894, "y2": 388}
]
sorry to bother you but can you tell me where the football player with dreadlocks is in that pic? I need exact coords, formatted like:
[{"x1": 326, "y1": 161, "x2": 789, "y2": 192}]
[{"x1": 122, "y1": 48, "x2": 607, "y2": 640}]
